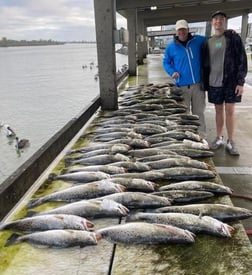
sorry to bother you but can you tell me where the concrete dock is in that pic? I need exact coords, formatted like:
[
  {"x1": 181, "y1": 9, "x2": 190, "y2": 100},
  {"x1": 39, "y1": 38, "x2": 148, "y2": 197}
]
[{"x1": 0, "y1": 53, "x2": 252, "y2": 274}]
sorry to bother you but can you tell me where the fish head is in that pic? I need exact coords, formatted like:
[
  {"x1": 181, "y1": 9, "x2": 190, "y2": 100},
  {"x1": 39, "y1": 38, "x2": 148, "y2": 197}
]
[
  {"x1": 79, "y1": 232, "x2": 100, "y2": 247},
  {"x1": 116, "y1": 184, "x2": 126, "y2": 192},
  {"x1": 219, "y1": 223, "x2": 234, "y2": 238},
  {"x1": 202, "y1": 216, "x2": 234, "y2": 237},
  {"x1": 156, "y1": 223, "x2": 195, "y2": 243},
  {"x1": 95, "y1": 232, "x2": 102, "y2": 241},
  {"x1": 147, "y1": 180, "x2": 156, "y2": 191},
  {"x1": 83, "y1": 219, "x2": 94, "y2": 231},
  {"x1": 101, "y1": 199, "x2": 129, "y2": 216}
]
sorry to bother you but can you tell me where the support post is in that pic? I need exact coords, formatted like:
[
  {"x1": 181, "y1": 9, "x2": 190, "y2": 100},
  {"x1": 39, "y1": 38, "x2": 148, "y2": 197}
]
[
  {"x1": 126, "y1": 8, "x2": 137, "y2": 76},
  {"x1": 94, "y1": 0, "x2": 118, "y2": 110},
  {"x1": 241, "y1": 12, "x2": 249, "y2": 45}
]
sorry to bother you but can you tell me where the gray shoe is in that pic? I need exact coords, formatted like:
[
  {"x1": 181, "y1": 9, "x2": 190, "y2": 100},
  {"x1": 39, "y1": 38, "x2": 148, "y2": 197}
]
[
  {"x1": 226, "y1": 140, "x2": 240, "y2": 156},
  {"x1": 210, "y1": 136, "x2": 224, "y2": 150}
]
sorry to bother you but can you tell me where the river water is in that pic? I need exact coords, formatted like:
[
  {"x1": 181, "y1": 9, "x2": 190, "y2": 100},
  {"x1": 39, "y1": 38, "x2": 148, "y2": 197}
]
[{"x1": 0, "y1": 43, "x2": 127, "y2": 184}]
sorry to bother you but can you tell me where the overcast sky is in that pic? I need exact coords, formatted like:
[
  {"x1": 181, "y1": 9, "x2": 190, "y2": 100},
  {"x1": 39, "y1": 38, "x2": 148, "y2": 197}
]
[
  {"x1": 0, "y1": 0, "x2": 251, "y2": 42},
  {"x1": 0, "y1": 0, "x2": 127, "y2": 41}
]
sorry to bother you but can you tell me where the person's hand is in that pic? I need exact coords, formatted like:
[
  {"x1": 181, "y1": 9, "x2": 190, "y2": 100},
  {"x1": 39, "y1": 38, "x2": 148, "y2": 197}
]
[
  {"x1": 235, "y1": 85, "x2": 244, "y2": 96},
  {"x1": 172, "y1": 72, "x2": 180, "y2": 79}
]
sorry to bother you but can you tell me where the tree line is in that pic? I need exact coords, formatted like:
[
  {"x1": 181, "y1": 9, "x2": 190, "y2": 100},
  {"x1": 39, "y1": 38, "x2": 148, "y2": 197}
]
[{"x1": 0, "y1": 38, "x2": 96, "y2": 47}]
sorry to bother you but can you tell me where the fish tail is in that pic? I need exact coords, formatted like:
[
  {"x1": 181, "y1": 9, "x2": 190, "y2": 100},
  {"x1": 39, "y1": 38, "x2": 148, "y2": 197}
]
[
  {"x1": 25, "y1": 211, "x2": 37, "y2": 217},
  {"x1": 0, "y1": 222, "x2": 7, "y2": 231},
  {"x1": 26, "y1": 198, "x2": 41, "y2": 209},
  {"x1": 5, "y1": 233, "x2": 20, "y2": 247},
  {"x1": 60, "y1": 168, "x2": 68, "y2": 174},
  {"x1": 65, "y1": 150, "x2": 74, "y2": 155},
  {"x1": 47, "y1": 173, "x2": 57, "y2": 181},
  {"x1": 64, "y1": 158, "x2": 72, "y2": 167}
]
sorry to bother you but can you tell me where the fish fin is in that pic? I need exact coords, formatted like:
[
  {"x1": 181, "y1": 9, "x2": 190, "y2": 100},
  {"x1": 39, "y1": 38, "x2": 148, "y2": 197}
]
[
  {"x1": 5, "y1": 233, "x2": 20, "y2": 247},
  {"x1": 198, "y1": 212, "x2": 203, "y2": 219}
]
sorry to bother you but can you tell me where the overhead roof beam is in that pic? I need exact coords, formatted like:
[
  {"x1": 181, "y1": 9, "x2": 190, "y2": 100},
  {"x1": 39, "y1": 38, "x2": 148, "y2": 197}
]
[{"x1": 117, "y1": 0, "x2": 252, "y2": 27}]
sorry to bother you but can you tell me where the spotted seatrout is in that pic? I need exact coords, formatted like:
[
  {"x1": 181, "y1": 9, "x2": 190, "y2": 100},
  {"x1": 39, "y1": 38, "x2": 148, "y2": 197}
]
[
  {"x1": 93, "y1": 191, "x2": 172, "y2": 209},
  {"x1": 5, "y1": 229, "x2": 100, "y2": 248},
  {"x1": 28, "y1": 199, "x2": 129, "y2": 219},
  {"x1": 0, "y1": 214, "x2": 94, "y2": 233},
  {"x1": 27, "y1": 180, "x2": 126, "y2": 208},
  {"x1": 127, "y1": 212, "x2": 234, "y2": 238},
  {"x1": 154, "y1": 203, "x2": 252, "y2": 222},
  {"x1": 96, "y1": 222, "x2": 195, "y2": 244},
  {"x1": 159, "y1": 180, "x2": 233, "y2": 195}
]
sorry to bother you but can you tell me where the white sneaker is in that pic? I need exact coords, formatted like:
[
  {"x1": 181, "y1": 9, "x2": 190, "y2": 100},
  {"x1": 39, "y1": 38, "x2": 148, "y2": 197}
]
[
  {"x1": 226, "y1": 140, "x2": 240, "y2": 156},
  {"x1": 210, "y1": 136, "x2": 224, "y2": 150}
]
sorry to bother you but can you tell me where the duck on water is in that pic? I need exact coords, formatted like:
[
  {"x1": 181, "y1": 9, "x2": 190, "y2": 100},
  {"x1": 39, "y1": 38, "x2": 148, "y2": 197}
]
[
  {"x1": 15, "y1": 137, "x2": 30, "y2": 150},
  {"x1": 3, "y1": 124, "x2": 16, "y2": 137}
]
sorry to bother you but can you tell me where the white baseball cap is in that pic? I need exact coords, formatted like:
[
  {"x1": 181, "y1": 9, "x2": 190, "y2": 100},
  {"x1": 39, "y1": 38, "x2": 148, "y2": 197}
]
[{"x1": 175, "y1": 19, "x2": 189, "y2": 30}]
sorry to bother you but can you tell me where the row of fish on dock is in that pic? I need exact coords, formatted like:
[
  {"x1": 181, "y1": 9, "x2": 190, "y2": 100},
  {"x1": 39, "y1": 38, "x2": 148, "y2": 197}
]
[{"x1": 1, "y1": 83, "x2": 252, "y2": 248}]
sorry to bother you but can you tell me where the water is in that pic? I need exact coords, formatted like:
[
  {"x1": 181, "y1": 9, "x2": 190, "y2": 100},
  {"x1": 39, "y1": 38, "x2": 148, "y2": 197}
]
[{"x1": 0, "y1": 43, "x2": 127, "y2": 184}]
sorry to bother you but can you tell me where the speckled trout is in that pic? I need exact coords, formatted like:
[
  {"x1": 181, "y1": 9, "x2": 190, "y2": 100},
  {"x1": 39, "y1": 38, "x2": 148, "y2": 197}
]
[
  {"x1": 126, "y1": 212, "x2": 233, "y2": 238},
  {"x1": 155, "y1": 167, "x2": 216, "y2": 181},
  {"x1": 28, "y1": 199, "x2": 129, "y2": 219},
  {"x1": 0, "y1": 214, "x2": 94, "y2": 233},
  {"x1": 92, "y1": 192, "x2": 172, "y2": 209},
  {"x1": 48, "y1": 171, "x2": 110, "y2": 183},
  {"x1": 154, "y1": 203, "x2": 252, "y2": 222},
  {"x1": 159, "y1": 181, "x2": 233, "y2": 195},
  {"x1": 96, "y1": 222, "x2": 195, "y2": 244},
  {"x1": 65, "y1": 153, "x2": 130, "y2": 166},
  {"x1": 110, "y1": 177, "x2": 156, "y2": 192},
  {"x1": 152, "y1": 190, "x2": 214, "y2": 203},
  {"x1": 145, "y1": 157, "x2": 210, "y2": 170},
  {"x1": 5, "y1": 229, "x2": 99, "y2": 248},
  {"x1": 27, "y1": 180, "x2": 126, "y2": 208}
]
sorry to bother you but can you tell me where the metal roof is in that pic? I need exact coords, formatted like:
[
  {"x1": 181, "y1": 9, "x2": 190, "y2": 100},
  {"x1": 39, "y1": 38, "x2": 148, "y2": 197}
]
[{"x1": 116, "y1": 0, "x2": 252, "y2": 27}]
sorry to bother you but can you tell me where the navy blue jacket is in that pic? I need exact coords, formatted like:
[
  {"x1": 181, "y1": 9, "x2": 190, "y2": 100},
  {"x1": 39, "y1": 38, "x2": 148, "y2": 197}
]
[{"x1": 202, "y1": 30, "x2": 247, "y2": 90}]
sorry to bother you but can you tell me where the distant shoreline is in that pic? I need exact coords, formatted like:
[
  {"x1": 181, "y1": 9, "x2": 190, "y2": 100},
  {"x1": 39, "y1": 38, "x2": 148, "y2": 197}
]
[{"x1": 0, "y1": 39, "x2": 96, "y2": 47}]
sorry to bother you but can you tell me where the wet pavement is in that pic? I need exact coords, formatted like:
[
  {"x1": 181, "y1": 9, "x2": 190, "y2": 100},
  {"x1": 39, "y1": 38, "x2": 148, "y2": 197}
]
[{"x1": 205, "y1": 83, "x2": 252, "y2": 243}]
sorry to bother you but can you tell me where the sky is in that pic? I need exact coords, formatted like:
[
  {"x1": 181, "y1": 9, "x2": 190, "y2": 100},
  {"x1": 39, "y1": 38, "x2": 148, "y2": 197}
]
[
  {"x1": 0, "y1": 0, "x2": 126, "y2": 41},
  {"x1": 0, "y1": 0, "x2": 251, "y2": 42}
]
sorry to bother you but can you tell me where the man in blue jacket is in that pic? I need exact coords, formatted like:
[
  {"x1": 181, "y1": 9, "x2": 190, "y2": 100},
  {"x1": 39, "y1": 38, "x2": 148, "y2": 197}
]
[{"x1": 163, "y1": 19, "x2": 207, "y2": 139}]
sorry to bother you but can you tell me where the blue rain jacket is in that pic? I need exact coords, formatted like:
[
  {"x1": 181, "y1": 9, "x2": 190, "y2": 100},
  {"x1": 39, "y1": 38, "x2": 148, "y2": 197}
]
[{"x1": 163, "y1": 34, "x2": 207, "y2": 87}]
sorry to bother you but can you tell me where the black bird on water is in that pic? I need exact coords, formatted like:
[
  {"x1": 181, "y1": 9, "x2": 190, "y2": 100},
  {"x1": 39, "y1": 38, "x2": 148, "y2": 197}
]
[{"x1": 15, "y1": 137, "x2": 30, "y2": 150}]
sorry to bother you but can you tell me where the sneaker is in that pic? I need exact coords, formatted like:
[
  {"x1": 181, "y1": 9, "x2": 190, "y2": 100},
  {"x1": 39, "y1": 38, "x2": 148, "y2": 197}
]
[
  {"x1": 210, "y1": 136, "x2": 224, "y2": 150},
  {"x1": 226, "y1": 140, "x2": 240, "y2": 156}
]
